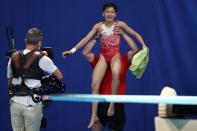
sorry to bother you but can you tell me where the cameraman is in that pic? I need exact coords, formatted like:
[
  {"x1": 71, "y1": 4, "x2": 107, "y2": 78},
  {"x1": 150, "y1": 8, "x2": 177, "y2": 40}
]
[{"x1": 7, "y1": 28, "x2": 63, "y2": 131}]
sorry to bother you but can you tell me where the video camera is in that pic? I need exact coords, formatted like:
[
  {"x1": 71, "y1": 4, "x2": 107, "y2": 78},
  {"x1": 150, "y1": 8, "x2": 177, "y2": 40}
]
[
  {"x1": 31, "y1": 74, "x2": 65, "y2": 103},
  {"x1": 41, "y1": 74, "x2": 65, "y2": 95}
]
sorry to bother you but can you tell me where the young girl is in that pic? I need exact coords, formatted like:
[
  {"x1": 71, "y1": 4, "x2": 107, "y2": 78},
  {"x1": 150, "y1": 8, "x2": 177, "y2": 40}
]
[{"x1": 62, "y1": 2, "x2": 146, "y2": 128}]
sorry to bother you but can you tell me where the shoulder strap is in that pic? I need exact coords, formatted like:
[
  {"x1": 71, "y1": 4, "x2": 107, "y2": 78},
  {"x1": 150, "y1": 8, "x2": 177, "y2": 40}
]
[
  {"x1": 23, "y1": 51, "x2": 41, "y2": 69},
  {"x1": 11, "y1": 51, "x2": 20, "y2": 69}
]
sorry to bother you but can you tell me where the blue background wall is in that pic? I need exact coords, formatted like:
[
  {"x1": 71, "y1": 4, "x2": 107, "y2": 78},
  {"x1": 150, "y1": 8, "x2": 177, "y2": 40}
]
[{"x1": 1, "y1": 0, "x2": 197, "y2": 131}]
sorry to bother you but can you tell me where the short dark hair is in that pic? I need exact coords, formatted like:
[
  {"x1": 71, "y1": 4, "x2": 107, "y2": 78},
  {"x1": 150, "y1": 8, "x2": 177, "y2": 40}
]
[
  {"x1": 26, "y1": 28, "x2": 43, "y2": 45},
  {"x1": 102, "y1": 2, "x2": 117, "y2": 13}
]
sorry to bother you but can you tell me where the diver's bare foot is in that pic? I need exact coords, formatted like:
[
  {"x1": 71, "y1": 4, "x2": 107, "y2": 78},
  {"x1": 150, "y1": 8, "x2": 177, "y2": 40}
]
[
  {"x1": 88, "y1": 115, "x2": 99, "y2": 128},
  {"x1": 108, "y1": 103, "x2": 115, "y2": 116}
]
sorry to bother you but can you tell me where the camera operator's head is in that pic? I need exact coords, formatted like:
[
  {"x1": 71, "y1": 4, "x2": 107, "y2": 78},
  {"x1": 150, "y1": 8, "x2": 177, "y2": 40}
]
[{"x1": 25, "y1": 28, "x2": 43, "y2": 50}]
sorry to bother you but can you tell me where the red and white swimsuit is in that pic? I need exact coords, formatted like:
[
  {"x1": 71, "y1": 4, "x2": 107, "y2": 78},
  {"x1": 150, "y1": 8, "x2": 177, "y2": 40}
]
[{"x1": 99, "y1": 22, "x2": 121, "y2": 62}]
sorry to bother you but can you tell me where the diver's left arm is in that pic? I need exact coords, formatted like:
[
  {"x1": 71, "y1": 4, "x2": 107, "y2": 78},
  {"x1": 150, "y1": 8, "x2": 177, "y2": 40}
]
[{"x1": 118, "y1": 21, "x2": 147, "y2": 48}]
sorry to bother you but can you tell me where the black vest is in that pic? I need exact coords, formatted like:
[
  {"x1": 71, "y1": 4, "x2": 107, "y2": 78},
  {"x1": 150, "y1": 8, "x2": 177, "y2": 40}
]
[
  {"x1": 10, "y1": 50, "x2": 45, "y2": 97},
  {"x1": 11, "y1": 50, "x2": 44, "y2": 80}
]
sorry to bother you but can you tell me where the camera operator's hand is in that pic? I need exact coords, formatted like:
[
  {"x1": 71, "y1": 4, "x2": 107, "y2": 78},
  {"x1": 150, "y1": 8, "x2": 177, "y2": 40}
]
[{"x1": 62, "y1": 50, "x2": 72, "y2": 58}]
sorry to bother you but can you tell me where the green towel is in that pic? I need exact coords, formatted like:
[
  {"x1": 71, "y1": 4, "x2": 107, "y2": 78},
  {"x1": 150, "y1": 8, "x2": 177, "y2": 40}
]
[{"x1": 129, "y1": 47, "x2": 149, "y2": 79}]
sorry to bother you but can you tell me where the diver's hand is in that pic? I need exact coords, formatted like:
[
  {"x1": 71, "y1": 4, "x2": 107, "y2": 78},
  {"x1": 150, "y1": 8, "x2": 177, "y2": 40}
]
[
  {"x1": 142, "y1": 44, "x2": 148, "y2": 49},
  {"x1": 62, "y1": 50, "x2": 72, "y2": 58}
]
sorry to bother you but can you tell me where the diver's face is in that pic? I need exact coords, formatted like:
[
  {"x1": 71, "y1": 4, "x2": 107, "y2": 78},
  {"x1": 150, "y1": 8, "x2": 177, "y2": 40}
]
[{"x1": 103, "y1": 7, "x2": 116, "y2": 22}]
